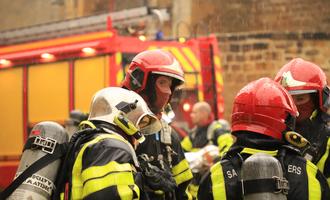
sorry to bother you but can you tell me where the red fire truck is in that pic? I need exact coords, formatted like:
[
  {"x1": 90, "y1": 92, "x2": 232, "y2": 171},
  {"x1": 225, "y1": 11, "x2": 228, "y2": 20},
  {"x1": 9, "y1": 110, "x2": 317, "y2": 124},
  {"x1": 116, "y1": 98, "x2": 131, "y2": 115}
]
[{"x1": 0, "y1": 13, "x2": 224, "y2": 189}]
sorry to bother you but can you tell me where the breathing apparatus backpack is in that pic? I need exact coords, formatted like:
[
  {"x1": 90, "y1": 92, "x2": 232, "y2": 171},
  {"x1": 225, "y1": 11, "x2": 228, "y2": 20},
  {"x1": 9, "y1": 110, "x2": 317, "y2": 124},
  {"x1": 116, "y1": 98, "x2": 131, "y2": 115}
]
[
  {"x1": 221, "y1": 131, "x2": 310, "y2": 200},
  {"x1": 0, "y1": 121, "x2": 69, "y2": 200},
  {"x1": 0, "y1": 113, "x2": 141, "y2": 200}
]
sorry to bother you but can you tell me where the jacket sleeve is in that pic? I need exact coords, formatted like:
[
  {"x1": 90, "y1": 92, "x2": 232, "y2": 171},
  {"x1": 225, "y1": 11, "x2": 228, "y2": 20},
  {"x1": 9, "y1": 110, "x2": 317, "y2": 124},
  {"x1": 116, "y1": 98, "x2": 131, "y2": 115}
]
[
  {"x1": 170, "y1": 133, "x2": 193, "y2": 200},
  {"x1": 316, "y1": 137, "x2": 330, "y2": 187},
  {"x1": 78, "y1": 136, "x2": 140, "y2": 200},
  {"x1": 309, "y1": 161, "x2": 330, "y2": 200},
  {"x1": 212, "y1": 128, "x2": 234, "y2": 158}
]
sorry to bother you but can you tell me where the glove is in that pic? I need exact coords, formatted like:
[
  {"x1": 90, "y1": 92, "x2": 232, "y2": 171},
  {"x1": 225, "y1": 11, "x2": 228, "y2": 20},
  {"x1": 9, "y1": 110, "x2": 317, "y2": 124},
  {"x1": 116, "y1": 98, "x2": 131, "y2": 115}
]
[{"x1": 143, "y1": 164, "x2": 177, "y2": 193}]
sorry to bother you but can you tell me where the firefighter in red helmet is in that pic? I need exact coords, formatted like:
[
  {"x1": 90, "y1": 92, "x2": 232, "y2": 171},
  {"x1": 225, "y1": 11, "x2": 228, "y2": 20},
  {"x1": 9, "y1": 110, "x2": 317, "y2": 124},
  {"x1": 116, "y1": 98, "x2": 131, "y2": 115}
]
[
  {"x1": 122, "y1": 49, "x2": 193, "y2": 200},
  {"x1": 198, "y1": 78, "x2": 330, "y2": 200},
  {"x1": 275, "y1": 58, "x2": 330, "y2": 186}
]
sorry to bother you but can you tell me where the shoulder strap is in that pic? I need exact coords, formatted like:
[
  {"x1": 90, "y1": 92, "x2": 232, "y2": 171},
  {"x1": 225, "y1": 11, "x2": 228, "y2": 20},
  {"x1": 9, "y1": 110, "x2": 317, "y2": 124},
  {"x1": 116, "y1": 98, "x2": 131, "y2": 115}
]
[{"x1": 222, "y1": 146, "x2": 244, "y2": 172}]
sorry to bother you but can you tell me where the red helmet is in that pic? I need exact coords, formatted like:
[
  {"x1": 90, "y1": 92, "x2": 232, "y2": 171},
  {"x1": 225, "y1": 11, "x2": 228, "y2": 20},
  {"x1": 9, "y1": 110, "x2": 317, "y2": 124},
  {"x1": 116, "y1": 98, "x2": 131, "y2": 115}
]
[
  {"x1": 122, "y1": 49, "x2": 184, "y2": 93},
  {"x1": 274, "y1": 58, "x2": 329, "y2": 112},
  {"x1": 231, "y1": 78, "x2": 298, "y2": 140}
]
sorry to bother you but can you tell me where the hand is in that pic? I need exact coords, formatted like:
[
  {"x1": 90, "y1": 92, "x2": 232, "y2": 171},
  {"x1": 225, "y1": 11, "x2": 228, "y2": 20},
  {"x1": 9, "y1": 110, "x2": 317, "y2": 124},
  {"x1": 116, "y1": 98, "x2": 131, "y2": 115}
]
[{"x1": 143, "y1": 164, "x2": 177, "y2": 192}]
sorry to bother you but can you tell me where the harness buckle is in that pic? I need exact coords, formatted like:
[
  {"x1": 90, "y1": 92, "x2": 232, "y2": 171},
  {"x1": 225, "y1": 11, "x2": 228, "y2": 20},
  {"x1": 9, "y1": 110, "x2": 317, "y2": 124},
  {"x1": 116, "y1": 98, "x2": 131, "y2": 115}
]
[
  {"x1": 33, "y1": 136, "x2": 57, "y2": 154},
  {"x1": 273, "y1": 176, "x2": 289, "y2": 195}
]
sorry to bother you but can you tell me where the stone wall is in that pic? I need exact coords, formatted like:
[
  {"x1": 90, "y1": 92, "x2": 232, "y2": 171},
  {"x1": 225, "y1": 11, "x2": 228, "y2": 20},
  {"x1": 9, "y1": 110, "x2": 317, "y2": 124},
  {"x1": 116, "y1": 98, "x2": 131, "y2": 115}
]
[
  {"x1": 191, "y1": 0, "x2": 330, "y2": 34},
  {"x1": 218, "y1": 32, "x2": 330, "y2": 119},
  {"x1": 0, "y1": 0, "x2": 145, "y2": 31}
]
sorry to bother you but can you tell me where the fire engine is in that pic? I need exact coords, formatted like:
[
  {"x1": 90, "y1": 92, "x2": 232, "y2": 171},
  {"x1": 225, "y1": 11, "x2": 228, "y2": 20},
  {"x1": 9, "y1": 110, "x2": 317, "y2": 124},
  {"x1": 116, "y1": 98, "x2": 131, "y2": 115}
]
[{"x1": 0, "y1": 7, "x2": 224, "y2": 189}]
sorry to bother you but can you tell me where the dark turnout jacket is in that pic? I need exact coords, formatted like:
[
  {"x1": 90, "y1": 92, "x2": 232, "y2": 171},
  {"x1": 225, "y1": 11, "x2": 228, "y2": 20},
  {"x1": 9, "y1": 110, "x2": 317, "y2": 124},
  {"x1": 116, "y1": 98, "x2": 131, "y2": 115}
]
[{"x1": 198, "y1": 132, "x2": 330, "y2": 200}]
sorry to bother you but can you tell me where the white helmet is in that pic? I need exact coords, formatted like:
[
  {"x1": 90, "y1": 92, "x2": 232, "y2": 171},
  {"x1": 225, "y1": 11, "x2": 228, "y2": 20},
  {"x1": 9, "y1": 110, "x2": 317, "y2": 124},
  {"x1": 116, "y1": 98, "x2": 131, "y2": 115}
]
[{"x1": 88, "y1": 87, "x2": 162, "y2": 142}]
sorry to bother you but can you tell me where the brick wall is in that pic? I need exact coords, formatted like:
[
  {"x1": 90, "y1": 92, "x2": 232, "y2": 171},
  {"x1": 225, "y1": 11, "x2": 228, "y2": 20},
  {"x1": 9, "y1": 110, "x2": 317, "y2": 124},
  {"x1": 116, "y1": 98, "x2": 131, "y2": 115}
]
[
  {"x1": 218, "y1": 32, "x2": 330, "y2": 120},
  {"x1": 191, "y1": 0, "x2": 330, "y2": 34}
]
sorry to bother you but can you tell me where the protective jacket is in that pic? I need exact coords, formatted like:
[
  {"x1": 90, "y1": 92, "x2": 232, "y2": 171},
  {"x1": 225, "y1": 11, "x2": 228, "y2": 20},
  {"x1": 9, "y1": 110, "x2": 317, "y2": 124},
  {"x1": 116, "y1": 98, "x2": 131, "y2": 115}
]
[
  {"x1": 198, "y1": 132, "x2": 330, "y2": 200},
  {"x1": 135, "y1": 119, "x2": 193, "y2": 200},
  {"x1": 180, "y1": 121, "x2": 233, "y2": 198},
  {"x1": 296, "y1": 110, "x2": 330, "y2": 186},
  {"x1": 58, "y1": 125, "x2": 140, "y2": 200}
]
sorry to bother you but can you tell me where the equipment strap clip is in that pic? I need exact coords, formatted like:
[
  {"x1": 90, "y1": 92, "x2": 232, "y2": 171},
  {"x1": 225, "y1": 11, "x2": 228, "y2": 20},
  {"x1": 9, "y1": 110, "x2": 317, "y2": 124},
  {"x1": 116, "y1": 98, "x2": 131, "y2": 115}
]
[
  {"x1": 242, "y1": 176, "x2": 290, "y2": 196},
  {"x1": 33, "y1": 136, "x2": 57, "y2": 154},
  {"x1": 274, "y1": 176, "x2": 289, "y2": 195}
]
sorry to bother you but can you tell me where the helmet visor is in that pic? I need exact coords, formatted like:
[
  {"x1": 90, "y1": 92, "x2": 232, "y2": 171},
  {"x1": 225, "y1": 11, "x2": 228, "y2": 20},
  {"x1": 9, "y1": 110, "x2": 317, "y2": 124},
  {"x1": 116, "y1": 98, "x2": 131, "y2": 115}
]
[
  {"x1": 322, "y1": 86, "x2": 330, "y2": 109},
  {"x1": 137, "y1": 114, "x2": 162, "y2": 135},
  {"x1": 288, "y1": 89, "x2": 317, "y2": 95}
]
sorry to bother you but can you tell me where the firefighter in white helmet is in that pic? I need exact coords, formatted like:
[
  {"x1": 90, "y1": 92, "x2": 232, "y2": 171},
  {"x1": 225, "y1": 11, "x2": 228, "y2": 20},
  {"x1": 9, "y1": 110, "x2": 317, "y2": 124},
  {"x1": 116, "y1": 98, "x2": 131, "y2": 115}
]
[
  {"x1": 55, "y1": 87, "x2": 162, "y2": 200},
  {"x1": 122, "y1": 49, "x2": 193, "y2": 200}
]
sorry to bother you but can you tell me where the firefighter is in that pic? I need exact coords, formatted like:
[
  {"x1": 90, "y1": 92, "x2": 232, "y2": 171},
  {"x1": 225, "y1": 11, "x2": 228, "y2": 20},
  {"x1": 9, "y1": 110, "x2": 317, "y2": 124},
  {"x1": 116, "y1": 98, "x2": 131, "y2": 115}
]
[
  {"x1": 180, "y1": 101, "x2": 234, "y2": 198},
  {"x1": 181, "y1": 101, "x2": 233, "y2": 155},
  {"x1": 122, "y1": 49, "x2": 193, "y2": 200},
  {"x1": 274, "y1": 58, "x2": 330, "y2": 186},
  {"x1": 56, "y1": 87, "x2": 162, "y2": 200},
  {"x1": 198, "y1": 78, "x2": 330, "y2": 200}
]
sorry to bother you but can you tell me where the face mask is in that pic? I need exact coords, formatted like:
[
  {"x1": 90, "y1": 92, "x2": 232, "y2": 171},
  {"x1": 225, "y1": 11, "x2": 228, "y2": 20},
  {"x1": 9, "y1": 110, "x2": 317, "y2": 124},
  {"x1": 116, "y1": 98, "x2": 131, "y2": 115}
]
[
  {"x1": 155, "y1": 85, "x2": 171, "y2": 112},
  {"x1": 154, "y1": 76, "x2": 172, "y2": 113},
  {"x1": 296, "y1": 100, "x2": 315, "y2": 123}
]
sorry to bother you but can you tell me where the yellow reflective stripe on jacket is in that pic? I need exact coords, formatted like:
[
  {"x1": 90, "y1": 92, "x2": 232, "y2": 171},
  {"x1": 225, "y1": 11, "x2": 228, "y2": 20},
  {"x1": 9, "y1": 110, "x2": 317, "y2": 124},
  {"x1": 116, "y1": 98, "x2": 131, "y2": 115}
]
[
  {"x1": 181, "y1": 136, "x2": 192, "y2": 151},
  {"x1": 117, "y1": 185, "x2": 139, "y2": 200},
  {"x1": 306, "y1": 160, "x2": 321, "y2": 200},
  {"x1": 172, "y1": 159, "x2": 193, "y2": 185},
  {"x1": 316, "y1": 138, "x2": 330, "y2": 174},
  {"x1": 181, "y1": 136, "x2": 200, "y2": 152},
  {"x1": 210, "y1": 162, "x2": 226, "y2": 200},
  {"x1": 217, "y1": 133, "x2": 234, "y2": 157},
  {"x1": 71, "y1": 134, "x2": 137, "y2": 200},
  {"x1": 188, "y1": 183, "x2": 199, "y2": 199},
  {"x1": 240, "y1": 148, "x2": 278, "y2": 156},
  {"x1": 82, "y1": 162, "x2": 136, "y2": 199}
]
